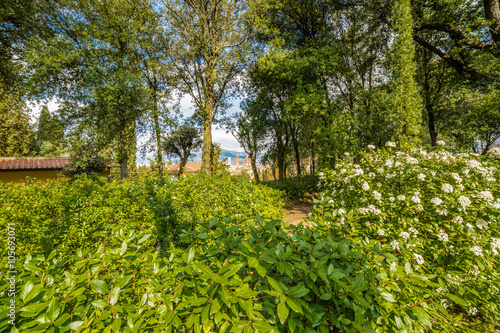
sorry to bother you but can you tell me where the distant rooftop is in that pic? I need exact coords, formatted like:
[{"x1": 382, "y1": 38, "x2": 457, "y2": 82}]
[{"x1": 0, "y1": 157, "x2": 118, "y2": 170}]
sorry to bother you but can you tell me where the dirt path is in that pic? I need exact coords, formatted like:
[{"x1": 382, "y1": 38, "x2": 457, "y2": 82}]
[{"x1": 283, "y1": 201, "x2": 314, "y2": 227}]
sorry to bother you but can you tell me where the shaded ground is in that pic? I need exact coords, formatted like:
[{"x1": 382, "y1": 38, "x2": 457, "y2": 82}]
[{"x1": 283, "y1": 200, "x2": 315, "y2": 227}]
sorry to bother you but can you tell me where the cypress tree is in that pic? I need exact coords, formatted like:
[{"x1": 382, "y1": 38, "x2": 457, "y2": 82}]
[{"x1": 391, "y1": 0, "x2": 422, "y2": 142}]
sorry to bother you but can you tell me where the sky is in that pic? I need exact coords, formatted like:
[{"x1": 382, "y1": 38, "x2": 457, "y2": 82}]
[{"x1": 29, "y1": 95, "x2": 246, "y2": 163}]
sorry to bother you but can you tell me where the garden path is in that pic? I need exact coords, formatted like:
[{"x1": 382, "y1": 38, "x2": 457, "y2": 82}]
[{"x1": 283, "y1": 200, "x2": 314, "y2": 227}]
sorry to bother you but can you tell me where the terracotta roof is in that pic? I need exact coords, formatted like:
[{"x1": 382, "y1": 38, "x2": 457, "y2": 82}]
[
  {"x1": 165, "y1": 161, "x2": 202, "y2": 174},
  {"x1": 0, "y1": 157, "x2": 118, "y2": 170}
]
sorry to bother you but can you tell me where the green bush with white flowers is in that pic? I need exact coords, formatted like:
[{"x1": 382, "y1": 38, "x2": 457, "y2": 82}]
[{"x1": 313, "y1": 142, "x2": 500, "y2": 331}]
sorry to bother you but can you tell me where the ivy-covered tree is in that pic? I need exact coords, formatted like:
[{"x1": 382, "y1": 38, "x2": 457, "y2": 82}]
[{"x1": 390, "y1": 0, "x2": 422, "y2": 142}]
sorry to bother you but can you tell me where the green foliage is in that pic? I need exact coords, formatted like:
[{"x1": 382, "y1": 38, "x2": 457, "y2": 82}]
[
  {"x1": 166, "y1": 172, "x2": 284, "y2": 239},
  {"x1": 4, "y1": 214, "x2": 493, "y2": 332},
  {"x1": 0, "y1": 85, "x2": 34, "y2": 156},
  {"x1": 262, "y1": 175, "x2": 319, "y2": 201},
  {"x1": 314, "y1": 143, "x2": 500, "y2": 331},
  {"x1": 63, "y1": 143, "x2": 107, "y2": 177},
  {"x1": 390, "y1": 0, "x2": 422, "y2": 141},
  {"x1": 0, "y1": 175, "x2": 176, "y2": 260}
]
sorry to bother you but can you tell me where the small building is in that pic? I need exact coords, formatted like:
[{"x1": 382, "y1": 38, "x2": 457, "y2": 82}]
[
  {"x1": 0, "y1": 157, "x2": 117, "y2": 185},
  {"x1": 165, "y1": 161, "x2": 202, "y2": 175}
]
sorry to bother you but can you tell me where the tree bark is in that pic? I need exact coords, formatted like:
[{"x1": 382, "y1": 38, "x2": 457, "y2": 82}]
[
  {"x1": 485, "y1": 0, "x2": 500, "y2": 43},
  {"x1": 201, "y1": 115, "x2": 213, "y2": 174},
  {"x1": 249, "y1": 152, "x2": 260, "y2": 181},
  {"x1": 152, "y1": 93, "x2": 164, "y2": 177}
]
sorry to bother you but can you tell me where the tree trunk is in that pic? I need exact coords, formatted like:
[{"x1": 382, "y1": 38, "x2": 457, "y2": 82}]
[
  {"x1": 201, "y1": 115, "x2": 212, "y2": 174},
  {"x1": 152, "y1": 93, "x2": 164, "y2": 177},
  {"x1": 291, "y1": 129, "x2": 301, "y2": 176},
  {"x1": 485, "y1": 0, "x2": 500, "y2": 43},
  {"x1": 249, "y1": 152, "x2": 260, "y2": 181},
  {"x1": 178, "y1": 153, "x2": 189, "y2": 177},
  {"x1": 311, "y1": 141, "x2": 315, "y2": 174}
]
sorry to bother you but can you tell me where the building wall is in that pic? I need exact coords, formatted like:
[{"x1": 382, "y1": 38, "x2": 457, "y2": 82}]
[{"x1": 0, "y1": 170, "x2": 63, "y2": 185}]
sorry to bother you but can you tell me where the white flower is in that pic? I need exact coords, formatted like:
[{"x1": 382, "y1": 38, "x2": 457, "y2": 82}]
[
  {"x1": 395, "y1": 161, "x2": 402, "y2": 168},
  {"x1": 397, "y1": 195, "x2": 406, "y2": 201},
  {"x1": 431, "y1": 197, "x2": 443, "y2": 205},
  {"x1": 377, "y1": 182, "x2": 382, "y2": 188},
  {"x1": 385, "y1": 141, "x2": 396, "y2": 147},
  {"x1": 362, "y1": 182, "x2": 370, "y2": 191},
  {"x1": 457, "y1": 196, "x2": 471, "y2": 209},
  {"x1": 466, "y1": 159, "x2": 482, "y2": 169},
  {"x1": 399, "y1": 232, "x2": 410, "y2": 239},
  {"x1": 477, "y1": 190, "x2": 494, "y2": 201},
  {"x1": 457, "y1": 184, "x2": 465, "y2": 191},
  {"x1": 367, "y1": 144, "x2": 375, "y2": 149},
  {"x1": 340, "y1": 169, "x2": 346, "y2": 174},
  {"x1": 436, "y1": 287, "x2": 445, "y2": 294},
  {"x1": 468, "y1": 307, "x2": 478, "y2": 316},
  {"x1": 344, "y1": 152, "x2": 350, "y2": 156},
  {"x1": 466, "y1": 223, "x2": 473, "y2": 229},
  {"x1": 406, "y1": 157, "x2": 419, "y2": 164},
  {"x1": 417, "y1": 173, "x2": 426, "y2": 181},
  {"x1": 360, "y1": 197, "x2": 367, "y2": 202},
  {"x1": 441, "y1": 183, "x2": 454, "y2": 193},
  {"x1": 368, "y1": 172, "x2": 375, "y2": 178},
  {"x1": 373, "y1": 191, "x2": 381, "y2": 201},
  {"x1": 376, "y1": 168, "x2": 384, "y2": 174},
  {"x1": 385, "y1": 159, "x2": 393, "y2": 167},
  {"x1": 377, "y1": 229, "x2": 385, "y2": 236},
  {"x1": 349, "y1": 186, "x2": 354, "y2": 191},
  {"x1": 452, "y1": 216, "x2": 463, "y2": 224},
  {"x1": 436, "y1": 208, "x2": 448, "y2": 216},
  {"x1": 476, "y1": 219, "x2": 489, "y2": 230},
  {"x1": 451, "y1": 173, "x2": 462, "y2": 183},
  {"x1": 328, "y1": 199, "x2": 334, "y2": 204},
  {"x1": 470, "y1": 246, "x2": 483, "y2": 256},
  {"x1": 416, "y1": 205, "x2": 424, "y2": 211},
  {"x1": 436, "y1": 140, "x2": 446, "y2": 146},
  {"x1": 437, "y1": 230, "x2": 449, "y2": 242},
  {"x1": 389, "y1": 196, "x2": 395, "y2": 202},
  {"x1": 414, "y1": 253, "x2": 424, "y2": 265},
  {"x1": 491, "y1": 238, "x2": 500, "y2": 253},
  {"x1": 337, "y1": 208, "x2": 346, "y2": 215},
  {"x1": 411, "y1": 194, "x2": 421, "y2": 204},
  {"x1": 390, "y1": 240, "x2": 399, "y2": 250},
  {"x1": 357, "y1": 207, "x2": 368, "y2": 215}
]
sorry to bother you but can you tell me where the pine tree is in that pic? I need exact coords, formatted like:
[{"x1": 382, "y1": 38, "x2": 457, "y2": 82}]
[{"x1": 391, "y1": 0, "x2": 422, "y2": 142}]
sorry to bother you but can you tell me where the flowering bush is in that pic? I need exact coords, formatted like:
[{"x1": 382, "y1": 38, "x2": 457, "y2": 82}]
[{"x1": 314, "y1": 144, "x2": 500, "y2": 331}]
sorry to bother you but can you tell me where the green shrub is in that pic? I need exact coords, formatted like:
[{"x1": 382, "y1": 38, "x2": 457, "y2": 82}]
[
  {"x1": 262, "y1": 175, "x2": 319, "y2": 201},
  {"x1": 165, "y1": 171, "x2": 284, "y2": 237},
  {"x1": 313, "y1": 143, "x2": 500, "y2": 331},
  {"x1": 0, "y1": 217, "x2": 459, "y2": 333},
  {"x1": 0, "y1": 175, "x2": 176, "y2": 260}
]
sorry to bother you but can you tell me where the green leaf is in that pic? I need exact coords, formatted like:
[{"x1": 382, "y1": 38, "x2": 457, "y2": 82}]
[
  {"x1": 69, "y1": 321, "x2": 84, "y2": 330},
  {"x1": 286, "y1": 298, "x2": 303, "y2": 314},
  {"x1": 277, "y1": 301, "x2": 289, "y2": 324},
  {"x1": 90, "y1": 280, "x2": 109, "y2": 294},
  {"x1": 188, "y1": 247, "x2": 196, "y2": 263},
  {"x1": 91, "y1": 299, "x2": 109, "y2": 308},
  {"x1": 47, "y1": 299, "x2": 61, "y2": 322},
  {"x1": 248, "y1": 257, "x2": 259, "y2": 268},
  {"x1": 119, "y1": 240, "x2": 127, "y2": 256},
  {"x1": 446, "y1": 293, "x2": 468, "y2": 307},
  {"x1": 267, "y1": 276, "x2": 283, "y2": 293},
  {"x1": 137, "y1": 234, "x2": 151, "y2": 244},
  {"x1": 286, "y1": 285, "x2": 309, "y2": 298},
  {"x1": 252, "y1": 320, "x2": 274, "y2": 332},
  {"x1": 110, "y1": 287, "x2": 120, "y2": 306}
]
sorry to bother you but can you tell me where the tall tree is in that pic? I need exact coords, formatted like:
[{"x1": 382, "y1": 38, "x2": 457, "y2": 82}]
[
  {"x1": 162, "y1": 0, "x2": 254, "y2": 173},
  {"x1": 391, "y1": 0, "x2": 422, "y2": 142},
  {"x1": 0, "y1": 86, "x2": 34, "y2": 156},
  {"x1": 25, "y1": 0, "x2": 154, "y2": 177}
]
